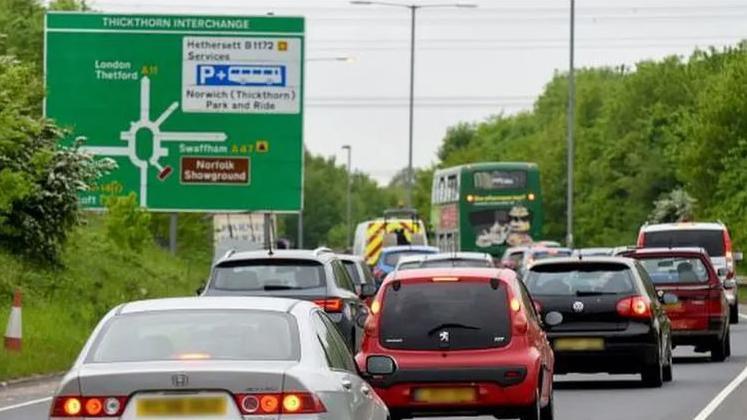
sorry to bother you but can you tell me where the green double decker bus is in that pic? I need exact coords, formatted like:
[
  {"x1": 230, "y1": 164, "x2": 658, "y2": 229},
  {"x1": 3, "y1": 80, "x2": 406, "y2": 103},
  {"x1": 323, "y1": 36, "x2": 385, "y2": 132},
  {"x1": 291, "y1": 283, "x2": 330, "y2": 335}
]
[{"x1": 430, "y1": 162, "x2": 543, "y2": 257}]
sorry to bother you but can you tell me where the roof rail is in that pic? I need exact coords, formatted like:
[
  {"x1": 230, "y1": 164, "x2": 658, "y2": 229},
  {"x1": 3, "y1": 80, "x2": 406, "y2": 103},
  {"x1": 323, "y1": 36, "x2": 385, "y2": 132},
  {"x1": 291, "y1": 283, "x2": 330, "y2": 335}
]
[
  {"x1": 313, "y1": 247, "x2": 334, "y2": 256},
  {"x1": 221, "y1": 249, "x2": 237, "y2": 261}
]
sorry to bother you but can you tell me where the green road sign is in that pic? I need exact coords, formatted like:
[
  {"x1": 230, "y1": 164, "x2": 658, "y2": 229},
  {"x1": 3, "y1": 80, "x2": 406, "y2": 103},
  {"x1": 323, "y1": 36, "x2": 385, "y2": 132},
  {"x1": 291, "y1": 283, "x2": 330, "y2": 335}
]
[{"x1": 45, "y1": 13, "x2": 304, "y2": 212}]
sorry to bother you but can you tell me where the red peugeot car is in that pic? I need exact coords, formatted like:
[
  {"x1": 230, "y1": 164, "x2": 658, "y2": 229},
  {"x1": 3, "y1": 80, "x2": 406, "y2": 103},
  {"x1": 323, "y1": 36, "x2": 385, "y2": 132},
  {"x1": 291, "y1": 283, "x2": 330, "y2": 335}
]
[
  {"x1": 355, "y1": 268, "x2": 554, "y2": 420},
  {"x1": 625, "y1": 247, "x2": 731, "y2": 361}
]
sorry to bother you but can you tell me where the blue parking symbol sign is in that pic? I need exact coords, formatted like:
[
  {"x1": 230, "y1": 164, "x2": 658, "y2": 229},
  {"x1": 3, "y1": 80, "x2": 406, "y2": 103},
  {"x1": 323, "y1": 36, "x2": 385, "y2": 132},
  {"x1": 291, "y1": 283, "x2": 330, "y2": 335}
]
[{"x1": 197, "y1": 64, "x2": 287, "y2": 87}]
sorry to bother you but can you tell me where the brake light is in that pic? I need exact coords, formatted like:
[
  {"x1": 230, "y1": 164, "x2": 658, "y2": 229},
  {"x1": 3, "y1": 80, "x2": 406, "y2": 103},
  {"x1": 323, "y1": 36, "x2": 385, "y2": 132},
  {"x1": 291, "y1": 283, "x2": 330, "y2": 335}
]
[
  {"x1": 364, "y1": 313, "x2": 379, "y2": 337},
  {"x1": 616, "y1": 296, "x2": 652, "y2": 319},
  {"x1": 51, "y1": 396, "x2": 127, "y2": 417},
  {"x1": 370, "y1": 299, "x2": 381, "y2": 314},
  {"x1": 313, "y1": 298, "x2": 343, "y2": 313},
  {"x1": 636, "y1": 231, "x2": 644, "y2": 247},
  {"x1": 234, "y1": 393, "x2": 326, "y2": 414},
  {"x1": 432, "y1": 276, "x2": 459, "y2": 282},
  {"x1": 723, "y1": 230, "x2": 735, "y2": 278},
  {"x1": 510, "y1": 298, "x2": 521, "y2": 312}
]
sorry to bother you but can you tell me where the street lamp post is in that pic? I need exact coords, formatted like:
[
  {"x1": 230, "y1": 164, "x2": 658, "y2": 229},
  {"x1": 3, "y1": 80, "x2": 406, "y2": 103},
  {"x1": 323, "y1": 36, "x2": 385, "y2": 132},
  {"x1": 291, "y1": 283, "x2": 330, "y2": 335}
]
[
  {"x1": 297, "y1": 56, "x2": 356, "y2": 249},
  {"x1": 342, "y1": 145, "x2": 353, "y2": 250},
  {"x1": 351, "y1": 1, "x2": 477, "y2": 207},
  {"x1": 566, "y1": 0, "x2": 575, "y2": 248}
]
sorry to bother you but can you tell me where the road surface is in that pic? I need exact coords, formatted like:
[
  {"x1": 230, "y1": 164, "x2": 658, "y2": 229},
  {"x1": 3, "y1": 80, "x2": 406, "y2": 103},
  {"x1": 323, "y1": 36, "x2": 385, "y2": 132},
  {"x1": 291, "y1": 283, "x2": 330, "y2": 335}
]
[{"x1": 2, "y1": 314, "x2": 746, "y2": 420}]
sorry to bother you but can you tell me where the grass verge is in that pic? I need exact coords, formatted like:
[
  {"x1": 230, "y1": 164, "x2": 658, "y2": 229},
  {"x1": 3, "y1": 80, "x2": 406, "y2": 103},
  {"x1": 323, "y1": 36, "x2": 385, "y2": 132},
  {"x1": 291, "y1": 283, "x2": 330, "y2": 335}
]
[{"x1": 0, "y1": 217, "x2": 209, "y2": 380}]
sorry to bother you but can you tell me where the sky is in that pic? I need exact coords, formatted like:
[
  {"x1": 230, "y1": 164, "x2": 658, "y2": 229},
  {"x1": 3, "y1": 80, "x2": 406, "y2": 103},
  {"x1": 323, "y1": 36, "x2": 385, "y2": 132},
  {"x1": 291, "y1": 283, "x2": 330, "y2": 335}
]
[{"x1": 82, "y1": 0, "x2": 747, "y2": 184}]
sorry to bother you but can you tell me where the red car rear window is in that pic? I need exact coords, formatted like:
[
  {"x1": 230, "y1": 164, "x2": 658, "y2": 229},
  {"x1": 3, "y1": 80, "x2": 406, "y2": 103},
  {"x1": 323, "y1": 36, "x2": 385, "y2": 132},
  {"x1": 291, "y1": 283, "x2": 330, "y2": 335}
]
[
  {"x1": 637, "y1": 257, "x2": 710, "y2": 284},
  {"x1": 379, "y1": 281, "x2": 511, "y2": 351}
]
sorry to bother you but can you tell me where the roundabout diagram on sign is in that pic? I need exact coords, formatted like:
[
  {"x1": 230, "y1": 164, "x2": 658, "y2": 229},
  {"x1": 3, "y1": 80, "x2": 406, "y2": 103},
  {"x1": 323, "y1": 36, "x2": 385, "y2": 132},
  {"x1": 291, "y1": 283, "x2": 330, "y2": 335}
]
[{"x1": 82, "y1": 76, "x2": 227, "y2": 207}]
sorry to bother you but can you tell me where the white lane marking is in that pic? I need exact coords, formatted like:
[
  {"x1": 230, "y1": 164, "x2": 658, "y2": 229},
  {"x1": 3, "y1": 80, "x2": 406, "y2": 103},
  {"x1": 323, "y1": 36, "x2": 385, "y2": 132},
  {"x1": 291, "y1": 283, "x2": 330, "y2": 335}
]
[
  {"x1": 693, "y1": 365, "x2": 747, "y2": 420},
  {"x1": 0, "y1": 396, "x2": 52, "y2": 413}
]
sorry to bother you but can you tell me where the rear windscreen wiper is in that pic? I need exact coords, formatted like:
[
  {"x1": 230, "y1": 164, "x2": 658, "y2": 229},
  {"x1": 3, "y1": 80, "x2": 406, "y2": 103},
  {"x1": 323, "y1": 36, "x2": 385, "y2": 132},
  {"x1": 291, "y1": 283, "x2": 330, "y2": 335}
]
[
  {"x1": 427, "y1": 323, "x2": 480, "y2": 335},
  {"x1": 575, "y1": 290, "x2": 620, "y2": 296},
  {"x1": 263, "y1": 285, "x2": 300, "y2": 291}
]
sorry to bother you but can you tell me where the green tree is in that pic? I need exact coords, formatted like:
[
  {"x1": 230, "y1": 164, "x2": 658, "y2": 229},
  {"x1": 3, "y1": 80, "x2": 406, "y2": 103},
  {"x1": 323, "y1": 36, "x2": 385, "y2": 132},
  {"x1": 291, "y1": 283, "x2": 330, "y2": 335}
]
[
  {"x1": 282, "y1": 151, "x2": 398, "y2": 249},
  {"x1": 0, "y1": 57, "x2": 113, "y2": 262}
]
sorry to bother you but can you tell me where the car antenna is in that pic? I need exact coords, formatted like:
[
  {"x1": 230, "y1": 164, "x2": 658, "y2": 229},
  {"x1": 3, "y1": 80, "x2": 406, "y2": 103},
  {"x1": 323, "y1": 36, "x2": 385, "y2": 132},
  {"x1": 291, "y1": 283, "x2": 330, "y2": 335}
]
[{"x1": 267, "y1": 213, "x2": 275, "y2": 256}]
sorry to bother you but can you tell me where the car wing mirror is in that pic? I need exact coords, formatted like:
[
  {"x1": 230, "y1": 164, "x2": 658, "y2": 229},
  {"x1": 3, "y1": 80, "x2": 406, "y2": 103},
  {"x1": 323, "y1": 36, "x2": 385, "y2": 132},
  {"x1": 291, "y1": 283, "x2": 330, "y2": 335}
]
[
  {"x1": 366, "y1": 355, "x2": 396, "y2": 376},
  {"x1": 661, "y1": 293, "x2": 679, "y2": 305},
  {"x1": 723, "y1": 279, "x2": 737, "y2": 290},
  {"x1": 734, "y1": 251, "x2": 744, "y2": 262},
  {"x1": 196, "y1": 285, "x2": 205, "y2": 296},
  {"x1": 360, "y1": 283, "x2": 377, "y2": 299},
  {"x1": 717, "y1": 268, "x2": 728, "y2": 278},
  {"x1": 355, "y1": 308, "x2": 370, "y2": 329}
]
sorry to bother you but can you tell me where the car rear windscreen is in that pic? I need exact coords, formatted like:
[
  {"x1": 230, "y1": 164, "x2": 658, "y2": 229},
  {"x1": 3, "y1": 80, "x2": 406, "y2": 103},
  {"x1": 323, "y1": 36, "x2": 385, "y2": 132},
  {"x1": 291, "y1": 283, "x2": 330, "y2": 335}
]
[
  {"x1": 212, "y1": 259, "x2": 325, "y2": 291},
  {"x1": 379, "y1": 281, "x2": 511, "y2": 350},
  {"x1": 89, "y1": 310, "x2": 299, "y2": 362},
  {"x1": 643, "y1": 230, "x2": 725, "y2": 257},
  {"x1": 526, "y1": 263, "x2": 635, "y2": 296},
  {"x1": 415, "y1": 259, "x2": 492, "y2": 269},
  {"x1": 638, "y1": 257, "x2": 710, "y2": 284},
  {"x1": 532, "y1": 249, "x2": 573, "y2": 260},
  {"x1": 384, "y1": 251, "x2": 432, "y2": 266}
]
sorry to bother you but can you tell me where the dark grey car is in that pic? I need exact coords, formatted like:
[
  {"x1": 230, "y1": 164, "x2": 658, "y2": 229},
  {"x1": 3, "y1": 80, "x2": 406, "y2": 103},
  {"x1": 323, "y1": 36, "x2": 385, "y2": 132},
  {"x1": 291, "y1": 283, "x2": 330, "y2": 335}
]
[{"x1": 200, "y1": 248, "x2": 374, "y2": 351}]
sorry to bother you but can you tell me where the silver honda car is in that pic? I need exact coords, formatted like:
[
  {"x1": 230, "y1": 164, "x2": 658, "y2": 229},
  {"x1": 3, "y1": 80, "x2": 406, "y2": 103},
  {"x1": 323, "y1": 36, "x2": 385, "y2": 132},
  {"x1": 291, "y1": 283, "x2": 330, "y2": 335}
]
[{"x1": 49, "y1": 297, "x2": 389, "y2": 419}]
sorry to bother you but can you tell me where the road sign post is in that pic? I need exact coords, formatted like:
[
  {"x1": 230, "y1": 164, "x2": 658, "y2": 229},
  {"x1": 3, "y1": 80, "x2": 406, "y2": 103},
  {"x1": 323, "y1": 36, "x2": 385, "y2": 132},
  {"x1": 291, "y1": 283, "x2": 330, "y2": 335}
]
[{"x1": 45, "y1": 13, "x2": 304, "y2": 212}]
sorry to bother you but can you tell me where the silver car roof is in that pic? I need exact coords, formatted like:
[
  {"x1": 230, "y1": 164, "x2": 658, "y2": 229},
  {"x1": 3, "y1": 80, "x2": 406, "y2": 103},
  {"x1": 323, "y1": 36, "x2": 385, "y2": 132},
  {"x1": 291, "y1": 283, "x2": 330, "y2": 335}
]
[
  {"x1": 118, "y1": 296, "x2": 315, "y2": 315},
  {"x1": 216, "y1": 248, "x2": 337, "y2": 265}
]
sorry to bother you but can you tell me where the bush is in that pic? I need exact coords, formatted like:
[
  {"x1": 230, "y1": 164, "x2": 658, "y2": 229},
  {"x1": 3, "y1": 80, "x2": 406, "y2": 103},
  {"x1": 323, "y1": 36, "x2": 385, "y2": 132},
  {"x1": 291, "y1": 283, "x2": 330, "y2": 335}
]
[
  {"x1": 104, "y1": 193, "x2": 153, "y2": 252},
  {"x1": 0, "y1": 56, "x2": 114, "y2": 263}
]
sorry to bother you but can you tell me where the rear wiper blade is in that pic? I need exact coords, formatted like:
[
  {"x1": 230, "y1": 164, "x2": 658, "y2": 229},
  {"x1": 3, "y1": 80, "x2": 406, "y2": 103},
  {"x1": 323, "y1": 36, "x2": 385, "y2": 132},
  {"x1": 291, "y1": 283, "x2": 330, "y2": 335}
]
[
  {"x1": 427, "y1": 323, "x2": 480, "y2": 335},
  {"x1": 263, "y1": 285, "x2": 299, "y2": 291},
  {"x1": 575, "y1": 290, "x2": 619, "y2": 296}
]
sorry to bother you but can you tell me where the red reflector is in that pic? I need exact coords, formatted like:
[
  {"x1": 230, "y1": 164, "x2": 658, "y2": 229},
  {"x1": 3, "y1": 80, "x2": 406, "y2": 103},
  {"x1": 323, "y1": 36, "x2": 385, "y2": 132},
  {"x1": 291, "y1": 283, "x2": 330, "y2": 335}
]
[{"x1": 313, "y1": 298, "x2": 344, "y2": 312}]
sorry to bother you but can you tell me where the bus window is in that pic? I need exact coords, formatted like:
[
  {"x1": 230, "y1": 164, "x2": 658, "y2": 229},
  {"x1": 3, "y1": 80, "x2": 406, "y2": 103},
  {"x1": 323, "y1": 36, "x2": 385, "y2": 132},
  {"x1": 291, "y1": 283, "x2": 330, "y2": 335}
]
[
  {"x1": 447, "y1": 175, "x2": 458, "y2": 201},
  {"x1": 474, "y1": 170, "x2": 526, "y2": 190}
]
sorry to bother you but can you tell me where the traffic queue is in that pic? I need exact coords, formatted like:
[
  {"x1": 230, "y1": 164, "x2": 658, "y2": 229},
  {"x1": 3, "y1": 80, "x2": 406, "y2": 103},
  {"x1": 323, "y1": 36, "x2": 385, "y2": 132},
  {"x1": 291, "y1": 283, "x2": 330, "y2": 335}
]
[{"x1": 47, "y1": 221, "x2": 737, "y2": 419}]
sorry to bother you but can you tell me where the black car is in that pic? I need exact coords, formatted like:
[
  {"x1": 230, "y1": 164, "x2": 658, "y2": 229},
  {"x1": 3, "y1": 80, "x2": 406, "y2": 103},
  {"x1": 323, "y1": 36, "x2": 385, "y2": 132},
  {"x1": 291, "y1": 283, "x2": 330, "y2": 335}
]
[
  {"x1": 200, "y1": 248, "x2": 375, "y2": 351},
  {"x1": 525, "y1": 256, "x2": 673, "y2": 387}
]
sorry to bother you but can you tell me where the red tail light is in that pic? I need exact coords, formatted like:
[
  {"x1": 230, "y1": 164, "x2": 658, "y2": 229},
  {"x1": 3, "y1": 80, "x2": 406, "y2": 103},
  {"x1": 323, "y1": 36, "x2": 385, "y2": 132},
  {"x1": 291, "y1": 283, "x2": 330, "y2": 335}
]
[
  {"x1": 636, "y1": 231, "x2": 645, "y2": 247},
  {"x1": 616, "y1": 296, "x2": 652, "y2": 319},
  {"x1": 313, "y1": 298, "x2": 344, "y2": 313},
  {"x1": 234, "y1": 393, "x2": 326, "y2": 414},
  {"x1": 51, "y1": 396, "x2": 127, "y2": 417},
  {"x1": 510, "y1": 298, "x2": 528, "y2": 334},
  {"x1": 723, "y1": 230, "x2": 735, "y2": 279}
]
